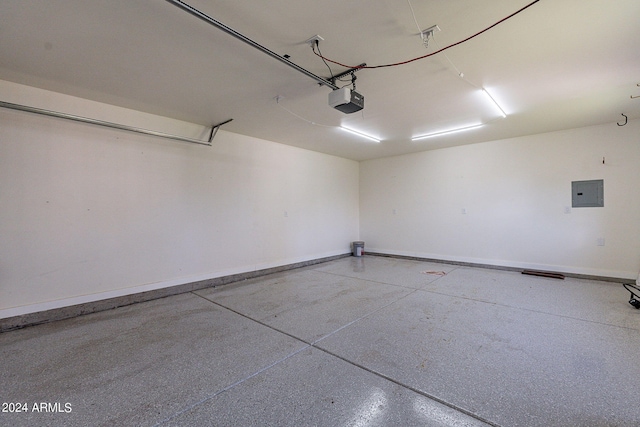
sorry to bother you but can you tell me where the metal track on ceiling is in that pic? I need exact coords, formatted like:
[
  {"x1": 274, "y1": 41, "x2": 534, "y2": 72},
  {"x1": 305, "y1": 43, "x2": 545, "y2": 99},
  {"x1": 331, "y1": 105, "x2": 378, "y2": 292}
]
[{"x1": 164, "y1": 0, "x2": 339, "y2": 91}]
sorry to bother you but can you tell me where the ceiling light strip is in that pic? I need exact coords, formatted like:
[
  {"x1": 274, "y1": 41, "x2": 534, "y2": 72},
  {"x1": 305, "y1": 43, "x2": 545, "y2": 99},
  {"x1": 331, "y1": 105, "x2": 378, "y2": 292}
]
[
  {"x1": 482, "y1": 89, "x2": 507, "y2": 118},
  {"x1": 340, "y1": 127, "x2": 381, "y2": 143},
  {"x1": 412, "y1": 124, "x2": 484, "y2": 141}
]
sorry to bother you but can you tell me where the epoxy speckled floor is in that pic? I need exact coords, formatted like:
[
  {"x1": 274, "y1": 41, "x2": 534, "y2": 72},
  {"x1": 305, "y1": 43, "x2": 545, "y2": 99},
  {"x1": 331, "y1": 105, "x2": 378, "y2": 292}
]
[{"x1": 1, "y1": 256, "x2": 639, "y2": 426}]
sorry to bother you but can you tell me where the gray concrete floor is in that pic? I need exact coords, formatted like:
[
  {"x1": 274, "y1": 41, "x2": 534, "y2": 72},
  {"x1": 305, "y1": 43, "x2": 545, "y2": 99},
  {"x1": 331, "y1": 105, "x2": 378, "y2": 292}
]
[{"x1": 1, "y1": 256, "x2": 639, "y2": 426}]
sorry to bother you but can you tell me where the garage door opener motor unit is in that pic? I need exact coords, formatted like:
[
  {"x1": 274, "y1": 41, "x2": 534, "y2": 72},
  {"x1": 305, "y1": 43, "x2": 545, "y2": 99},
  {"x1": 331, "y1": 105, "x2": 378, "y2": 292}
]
[{"x1": 329, "y1": 87, "x2": 364, "y2": 114}]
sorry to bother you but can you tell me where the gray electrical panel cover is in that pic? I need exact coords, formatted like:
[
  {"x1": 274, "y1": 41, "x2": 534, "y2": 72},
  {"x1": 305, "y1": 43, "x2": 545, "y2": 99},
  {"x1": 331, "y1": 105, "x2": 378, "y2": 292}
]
[{"x1": 571, "y1": 179, "x2": 604, "y2": 207}]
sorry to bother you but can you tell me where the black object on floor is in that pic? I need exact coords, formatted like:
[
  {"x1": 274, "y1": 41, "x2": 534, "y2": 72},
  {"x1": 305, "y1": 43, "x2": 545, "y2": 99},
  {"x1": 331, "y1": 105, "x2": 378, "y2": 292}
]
[
  {"x1": 623, "y1": 283, "x2": 640, "y2": 309},
  {"x1": 521, "y1": 269, "x2": 565, "y2": 280}
]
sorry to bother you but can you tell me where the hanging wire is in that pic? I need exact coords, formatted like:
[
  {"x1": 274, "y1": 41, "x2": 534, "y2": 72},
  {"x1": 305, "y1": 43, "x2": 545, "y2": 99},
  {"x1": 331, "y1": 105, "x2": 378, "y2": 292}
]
[
  {"x1": 431, "y1": 35, "x2": 467, "y2": 81},
  {"x1": 406, "y1": 0, "x2": 478, "y2": 89},
  {"x1": 311, "y1": 43, "x2": 363, "y2": 89},
  {"x1": 314, "y1": 41, "x2": 335, "y2": 82},
  {"x1": 406, "y1": 0, "x2": 429, "y2": 48},
  {"x1": 275, "y1": 96, "x2": 333, "y2": 128},
  {"x1": 312, "y1": 0, "x2": 541, "y2": 70}
]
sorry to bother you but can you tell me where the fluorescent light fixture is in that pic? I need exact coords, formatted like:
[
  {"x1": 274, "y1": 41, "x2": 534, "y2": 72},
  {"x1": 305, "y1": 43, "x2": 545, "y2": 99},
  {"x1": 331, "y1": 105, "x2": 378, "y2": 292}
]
[
  {"x1": 412, "y1": 124, "x2": 484, "y2": 141},
  {"x1": 482, "y1": 88, "x2": 507, "y2": 118},
  {"x1": 339, "y1": 126, "x2": 381, "y2": 143}
]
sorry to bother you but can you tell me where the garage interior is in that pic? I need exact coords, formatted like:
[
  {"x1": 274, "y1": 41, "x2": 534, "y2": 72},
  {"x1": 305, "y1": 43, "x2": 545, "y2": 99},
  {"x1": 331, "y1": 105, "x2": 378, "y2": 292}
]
[{"x1": 1, "y1": 1, "x2": 640, "y2": 426}]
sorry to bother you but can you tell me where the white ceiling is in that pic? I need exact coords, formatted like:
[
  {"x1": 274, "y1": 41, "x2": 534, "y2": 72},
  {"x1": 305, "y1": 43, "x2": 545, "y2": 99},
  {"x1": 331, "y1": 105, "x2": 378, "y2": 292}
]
[{"x1": 1, "y1": 0, "x2": 639, "y2": 161}]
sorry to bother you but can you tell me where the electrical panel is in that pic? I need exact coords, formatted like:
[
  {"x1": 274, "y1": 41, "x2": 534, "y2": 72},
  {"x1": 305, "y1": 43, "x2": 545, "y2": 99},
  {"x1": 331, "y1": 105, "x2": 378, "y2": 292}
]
[{"x1": 571, "y1": 179, "x2": 604, "y2": 208}]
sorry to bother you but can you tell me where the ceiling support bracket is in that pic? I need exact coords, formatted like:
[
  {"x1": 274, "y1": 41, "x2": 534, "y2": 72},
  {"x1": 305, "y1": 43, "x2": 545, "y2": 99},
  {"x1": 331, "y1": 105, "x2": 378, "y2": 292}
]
[{"x1": 208, "y1": 118, "x2": 233, "y2": 142}]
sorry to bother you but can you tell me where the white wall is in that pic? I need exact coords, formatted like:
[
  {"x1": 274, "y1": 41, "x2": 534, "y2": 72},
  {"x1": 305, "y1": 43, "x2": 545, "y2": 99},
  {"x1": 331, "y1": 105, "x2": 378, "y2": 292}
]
[
  {"x1": 0, "y1": 81, "x2": 359, "y2": 317},
  {"x1": 3, "y1": 78, "x2": 638, "y2": 321},
  {"x1": 360, "y1": 121, "x2": 640, "y2": 279}
]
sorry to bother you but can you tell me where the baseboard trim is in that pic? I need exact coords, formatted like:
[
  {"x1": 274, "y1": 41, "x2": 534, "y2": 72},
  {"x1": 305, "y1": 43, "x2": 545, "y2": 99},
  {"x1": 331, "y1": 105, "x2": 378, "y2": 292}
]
[
  {"x1": 3, "y1": 251, "x2": 628, "y2": 333},
  {"x1": 366, "y1": 252, "x2": 630, "y2": 284},
  {"x1": 0, "y1": 253, "x2": 350, "y2": 333}
]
